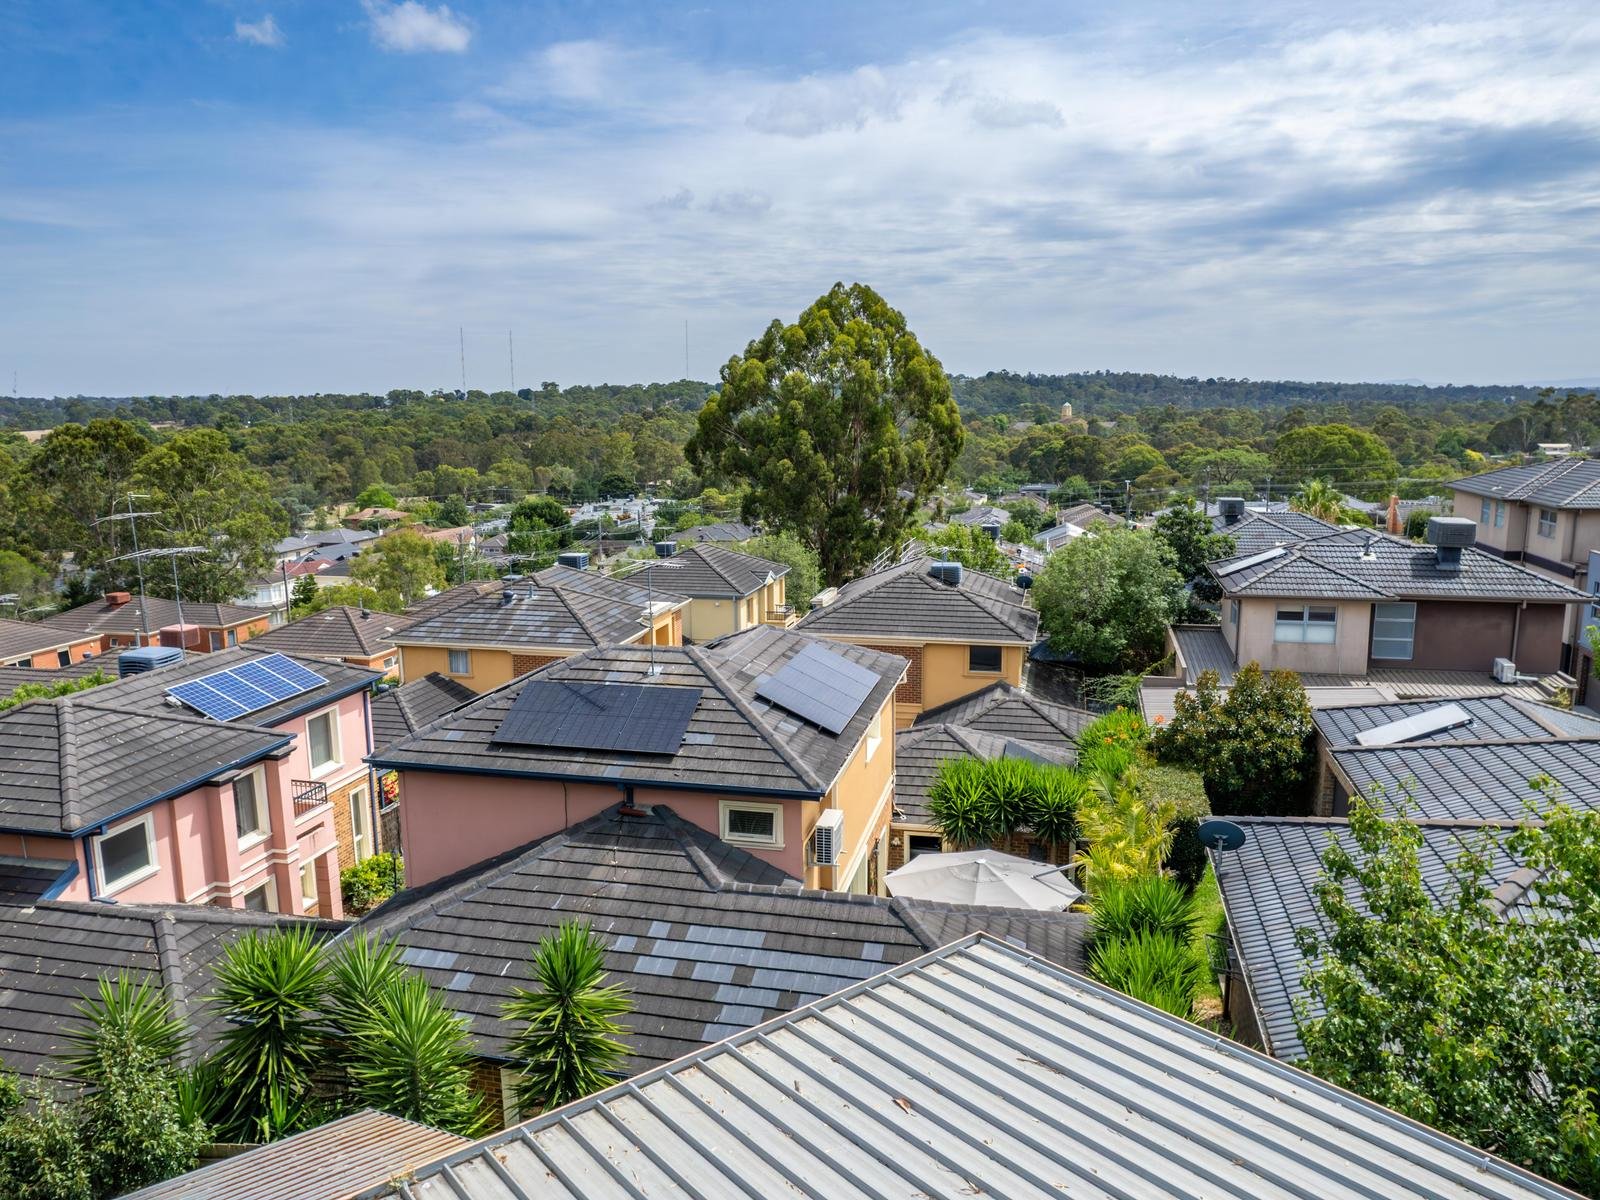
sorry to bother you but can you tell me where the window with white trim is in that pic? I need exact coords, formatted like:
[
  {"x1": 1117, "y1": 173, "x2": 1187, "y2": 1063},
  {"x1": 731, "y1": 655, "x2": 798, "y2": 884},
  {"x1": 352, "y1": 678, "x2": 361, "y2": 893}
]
[
  {"x1": 242, "y1": 879, "x2": 276, "y2": 912},
  {"x1": 1371, "y1": 601, "x2": 1417, "y2": 661},
  {"x1": 1229, "y1": 600, "x2": 1239, "y2": 626},
  {"x1": 234, "y1": 767, "x2": 269, "y2": 843},
  {"x1": 299, "y1": 859, "x2": 318, "y2": 911},
  {"x1": 1274, "y1": 606, "x2": 1337, "y2": 644},
  {"x1": 447, "y1": 649, "x2": 471, "y2": 675},
  {"x1": 306, "y1": 710, "x2": 340, "y2": 773},
  {"x1": 719, "y1": 801, "x2": 782, "y2": 847},
  {"x1": 96, "y1": 814, "x2": 157, "y2": 892},
  {"x1": 208, "y1": 631, "x2": 222, "y2": 651},
  {"x1": 1494, "y1": 501, "x2": 1506, "y2": 528},
  {"x1": 1538, "y1": 508, "x2": 1557, "y2": 538},
  {"x1": 348, "y1": 786, "x2": 370, "y2": 861}
]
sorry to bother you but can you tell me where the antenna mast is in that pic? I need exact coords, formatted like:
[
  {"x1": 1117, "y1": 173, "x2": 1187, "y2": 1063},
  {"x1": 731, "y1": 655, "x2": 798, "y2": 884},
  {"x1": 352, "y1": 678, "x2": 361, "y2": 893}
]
[
  {"x1": 94, "y1": 495, "x2": 158, "y2": 644},
  {"x1": 684, "y1": 319, "x2": 689, "y2": 380}
]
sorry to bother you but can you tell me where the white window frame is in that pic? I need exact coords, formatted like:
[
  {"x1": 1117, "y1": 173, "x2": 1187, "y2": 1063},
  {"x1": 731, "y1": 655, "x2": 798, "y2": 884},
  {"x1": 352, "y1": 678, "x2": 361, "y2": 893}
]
[
  {"x1": 299, "y1": 859, "x2": 319, "y2": 911},
  {"x1": 305, "y1": 709, "x2": 342, "y2": 778},
  {"x1": 1371, "y1": 601, "x2": 1417, "y2": 661},
  {"x1": 719, "y1": 800, "x2": 784, "y2": 848},
  {"x1": 447, "y1": 648, "x2": 472, "y2": 675},
  {"x1": 865, "y1": 710, "x2": 883, "y2": 762},
  {"x1": 233, "y1": 766, "x2": 270, "y2": 847},
  {"x1": 348, "y1": 785, "x2": 370, "y2": 861},
  {"x1": 242, "y1": 877, "x2": 278, "y2": 913},
  {"x1": 94, "y1": 812, "x2": 159, "y2": 895},
  {"x1": 1229, "y1": 600, "x2": 1239, "y2": 626},
  {"x1": 1538, "y1": 508, "x2": 1557, "y2": 538},
  {"x1": 1274, "y1": 605, "x2": 1337, "y2": 644}
]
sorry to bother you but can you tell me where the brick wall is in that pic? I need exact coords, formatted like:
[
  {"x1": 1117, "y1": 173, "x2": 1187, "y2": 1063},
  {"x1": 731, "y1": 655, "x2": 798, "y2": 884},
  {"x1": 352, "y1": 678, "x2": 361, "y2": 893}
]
[
  {"x1": 512, "y1": 653, "x2": 562, "y2": 676},
  {"x1": 326, "y1": 776, "x2": 376, "y2": 870},
  {"x1": 470, "y1": 1058, "x2": 509, "y2": 1128},
  {"x1": 860, "y1": 643, "x2": 922, "y2": 704}
]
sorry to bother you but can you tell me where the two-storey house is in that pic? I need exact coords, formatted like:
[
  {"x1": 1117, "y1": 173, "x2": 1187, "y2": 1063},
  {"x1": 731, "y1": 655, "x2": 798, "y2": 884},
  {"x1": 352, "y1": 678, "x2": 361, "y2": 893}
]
[
  {"x1": 41, "y1": 592, "x2": 272, "y2": 654},
  {"x1": 629, "y1": 542, "x2": 793, "y2": 640}
]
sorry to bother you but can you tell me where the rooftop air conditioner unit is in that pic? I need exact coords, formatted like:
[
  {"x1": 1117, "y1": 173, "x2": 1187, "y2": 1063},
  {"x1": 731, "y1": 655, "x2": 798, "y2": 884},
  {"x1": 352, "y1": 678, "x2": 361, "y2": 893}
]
[
  {"x1": 654, "y1": 541, "x2": 677, "y2": 558},
  {"x1": 556, "y1": 551, "x2": 590, "y2": 570},
  {"x1": 118, "y1": 645, "x2": 185, "y2": 677},
  {"x1": 812, "y1": 809, "x2": 845, "y2": 867},
  {"x1": 928, "y1": 561, "x2": 963, "y2": 586},
  {"x1": 1492, "y1": 657, "x2": 1519, "y2": 684},
  {"x1": 1218, "y1": 497, "x2": 1246, "y2": 525}
]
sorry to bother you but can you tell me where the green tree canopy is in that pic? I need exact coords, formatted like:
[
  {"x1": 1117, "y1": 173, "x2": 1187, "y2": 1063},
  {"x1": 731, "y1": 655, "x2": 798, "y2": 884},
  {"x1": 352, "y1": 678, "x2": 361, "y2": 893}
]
[
  {"x1": 1271, "y1": 423, "x2": 1397, "y2": 500},
  {"x1": 919, "y1": 521, "x2": 1013, "y2": 575},
  {"x1": 740, "y1": 532, "x2": 822, "y2": 614},
  {"x1": 687, "y1": 283, "x2": 963, "y2": 584},
  {"x1": 1032, "y1": 528, "x2": 1182, "y2": 671},
  {"x1": 1152, "y1": 498, "x2": 1235, "y2": 612},
  {"x1": 352, "y1": 529, "x2": 445, "y2": 608},
  {"x1": 354, "y1": 484, "x2": 399, "y2": 509}
]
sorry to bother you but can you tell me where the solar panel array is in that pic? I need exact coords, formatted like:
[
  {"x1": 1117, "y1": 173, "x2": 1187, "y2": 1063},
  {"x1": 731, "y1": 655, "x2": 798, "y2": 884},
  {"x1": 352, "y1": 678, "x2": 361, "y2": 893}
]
[
  {"x1": 166, "y1": 653, "x2": 328, "y2": 721},
  {"x1": 754, "y1": 642, "x2": 880, "y2": 735},
  {"x1": 492, "y1": 680, "x2": 702, "y2": 755}
]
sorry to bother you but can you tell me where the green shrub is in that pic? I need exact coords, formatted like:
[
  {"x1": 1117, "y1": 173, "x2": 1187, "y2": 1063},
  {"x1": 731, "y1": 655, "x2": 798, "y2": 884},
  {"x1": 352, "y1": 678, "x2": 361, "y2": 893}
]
[
  {"x1": 1088, "y1": 931, "x2": 1209, "y2": 1019},
  {"x1": 1075, "y1": 708, "x2": 1147, "y2": 780},
  {"x1": 927, "y1": 759, "x2": 1001, "y2": 848},
  {"x1": 341, "y1": 854, "x2": 403, "y2": 916},
  {"x1": 1090, "y1": 875, "x2": 1197, "y2": 945},
  {"x1": 927, "y1": 757, "x2": 1081, "y2": 851}
]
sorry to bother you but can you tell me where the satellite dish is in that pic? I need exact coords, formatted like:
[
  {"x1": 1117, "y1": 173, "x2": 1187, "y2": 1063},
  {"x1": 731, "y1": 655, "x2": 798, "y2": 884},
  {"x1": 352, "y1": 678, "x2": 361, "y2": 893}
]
[{"x1": 1197, "y1": 818, "x2": 1246, "y2": 852}]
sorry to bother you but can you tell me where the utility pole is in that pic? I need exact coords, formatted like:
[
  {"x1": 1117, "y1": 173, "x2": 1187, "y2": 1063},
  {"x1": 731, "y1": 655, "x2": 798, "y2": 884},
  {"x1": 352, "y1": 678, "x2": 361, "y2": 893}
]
[
  {"x1": 1124, "y1": 479, "x2": 1133, "y2": 523},
  {"x1": 684, "y1": 319, "x2": 689, "y2": 380},
  {"x1": 459, "y1": 326, "x2": 467, "y2": 398}
]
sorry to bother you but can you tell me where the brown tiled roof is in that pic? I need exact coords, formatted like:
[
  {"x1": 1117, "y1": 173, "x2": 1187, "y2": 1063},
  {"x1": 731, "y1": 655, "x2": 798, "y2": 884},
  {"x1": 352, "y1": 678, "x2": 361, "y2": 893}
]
[
  {"x1": 0, "y1": 618, "x2": 98, "y2": 663},
  {"x1": 40, "y1": 595, "x2": 271, "y2": 637},
  {"x1": 247, "y1": 606, "x2": 415, "y2": 659}
]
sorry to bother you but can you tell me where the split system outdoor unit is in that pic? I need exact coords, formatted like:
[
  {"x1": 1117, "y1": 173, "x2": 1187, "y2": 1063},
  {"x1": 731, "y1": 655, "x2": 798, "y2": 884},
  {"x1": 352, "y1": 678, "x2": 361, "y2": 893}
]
[{"x1": 812, "y1": 809, "x2": 845, "y2": 867}]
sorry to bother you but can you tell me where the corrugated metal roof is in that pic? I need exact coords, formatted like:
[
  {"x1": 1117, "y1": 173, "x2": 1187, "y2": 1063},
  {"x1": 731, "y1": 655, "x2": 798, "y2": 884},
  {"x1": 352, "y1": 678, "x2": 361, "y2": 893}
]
[
  {"x1": 122, "y1": 1109, "x2": 467, "y2": 1200},
  {"x1": 362, "y1": 935, "x2": 1580, "y2": 1200}
]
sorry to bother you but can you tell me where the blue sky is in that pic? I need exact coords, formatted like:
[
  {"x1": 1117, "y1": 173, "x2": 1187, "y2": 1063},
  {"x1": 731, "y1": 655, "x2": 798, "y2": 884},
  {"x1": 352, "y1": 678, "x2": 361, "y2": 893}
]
[{"x1": 2, "y1": 0, "x2": 1598, "y2": 396}]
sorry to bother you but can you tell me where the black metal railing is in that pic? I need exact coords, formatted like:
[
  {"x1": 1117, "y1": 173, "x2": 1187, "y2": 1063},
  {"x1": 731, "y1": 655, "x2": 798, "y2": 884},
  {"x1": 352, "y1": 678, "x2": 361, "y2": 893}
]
[{"x1": 291, "y1": 779, "x2": 329, "y2": 818}]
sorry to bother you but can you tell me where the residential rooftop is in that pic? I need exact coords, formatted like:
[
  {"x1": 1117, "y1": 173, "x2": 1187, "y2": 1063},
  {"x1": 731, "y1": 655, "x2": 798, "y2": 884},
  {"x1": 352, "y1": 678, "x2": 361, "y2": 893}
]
[
  {"x1": 0, "y1": 617, "x2": 98, "y2": 664},
  {"x1": 369, "y1": 672, "x2": 477, "y2": 752},
  {"x1": 1451, "y1": 457, "x2": 1600, "y2": 509},
  {"x1": 669, "y1": 519, "x2": 756, "y2": 544},
  {"x1": 1209, "y1": 509, "x2": 1342, "y2": 553},
  {"x1": 630, "y1": 541, "x2": 789, "y2": 600},
  {"x1": 1329, "y1": 739, "x2": 1600, "y2": 822},
  {"x1": 39, "y1": 593, "x2": 272, "y2": 638},
  {"x1": 895, "y1": 722, "x2": 1075, "y2": 827},
  {"x1": 245, "y1": 604, "x2": 416, "y2": 660},
  {"x1": 797, "y1": 556, "x2": 1039, "y2": 643},
  {"x1": 949, "y1": 503, "x2": 1013, "y2": 527},
  {"x1": 913, "y1": 680, "x2": 1093, "y2": 744},
  {"x1": 367, "y1": 934, "x2": 1578, "y2": 1200},
  {"x1": 350, "y1": 805, "x2": 1088, "y2": 1073},
  {"x1": 370, "y1": 626, "x2": 905, "y2": 798},
  {"x1": 1313, "y1": 694, "x2": 1600, "y2": 747}
]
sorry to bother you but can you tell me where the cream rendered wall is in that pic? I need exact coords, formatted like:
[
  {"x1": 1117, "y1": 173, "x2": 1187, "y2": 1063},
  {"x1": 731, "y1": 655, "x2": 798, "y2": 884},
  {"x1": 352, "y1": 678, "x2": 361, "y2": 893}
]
[
  {"x1": 1456, "y1": 490, "x2": 1526, "y2": 555},
  {"x1": 1234, "y1": 598, "x2": 1372, "y2": 675},
  {"x1": 680, "y1": 597, "x2": 739, "y2": 642},
  {"x1": 809, "y1": 694, "x2": 896, "y2": 893},
  {"x1": 920, "y1": 642, "x2": 1024, "y2": 710}
]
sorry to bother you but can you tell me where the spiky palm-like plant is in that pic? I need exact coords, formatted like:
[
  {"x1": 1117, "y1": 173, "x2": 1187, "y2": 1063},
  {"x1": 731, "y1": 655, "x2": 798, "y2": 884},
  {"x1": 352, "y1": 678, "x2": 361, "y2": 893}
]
[
  {"x1": 1087, "y1": 930, "x2": 1209, "y2": 1019},
  {"x1": 347, "y1": 974, "x2": 489, "y2": 1136},
  {"x1": 1074, "y1": 765, "x2": 1176, "y2": 894},
  {"x1": 1024, "y1": 766, "x2": 1086, "y2": 856},
  {"x1": 209, "y1": 926, "x2": 331, "y2": 1141},
  {"x1": 60, "y1": 973, "x2": 187, "y2": 1082},
  {"x1": 928, "y1": 758, "x2": 1002, "y2": 849},
  {"x1": 503, "y1": 922, "x2": 632, "y2": 1114},
  {"x1": 326, "y1": 933, "x2": 407, "y2": 1039},
  {"x1": 1089, "y1": 875, "x2": 1197, "y2": 946},
  {"x1": 1290, "y1": 477, "x2": 1354, "y2": 524}
]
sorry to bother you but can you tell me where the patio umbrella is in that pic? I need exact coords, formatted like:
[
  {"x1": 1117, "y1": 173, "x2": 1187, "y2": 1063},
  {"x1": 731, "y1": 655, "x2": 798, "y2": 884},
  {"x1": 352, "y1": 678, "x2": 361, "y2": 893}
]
[{"x1": 885, "y1": 849, "x2": 1082, "y2": 911}]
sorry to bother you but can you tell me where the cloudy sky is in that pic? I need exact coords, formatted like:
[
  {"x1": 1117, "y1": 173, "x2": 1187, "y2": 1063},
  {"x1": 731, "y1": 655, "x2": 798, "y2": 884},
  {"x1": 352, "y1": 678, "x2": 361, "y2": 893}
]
[{"x1": 3, "y1": 1, "x2": 1598, "y2": 396}]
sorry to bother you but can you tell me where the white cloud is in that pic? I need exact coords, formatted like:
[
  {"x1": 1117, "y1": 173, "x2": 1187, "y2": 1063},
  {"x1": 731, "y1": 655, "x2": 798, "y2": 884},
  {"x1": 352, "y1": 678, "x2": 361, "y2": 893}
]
[
  {"x1": 967, "y1": 94, "x2": 1063, "y2": 129},
  {"x1": 363, "y1": 1, "x2": 471, "y2": 54},
  {"x1": 746, "y1": 66, "x2": 902, "y2": 137},
  {"x1": 234, "y1": 14, "x2": 284, "y2": 48}
]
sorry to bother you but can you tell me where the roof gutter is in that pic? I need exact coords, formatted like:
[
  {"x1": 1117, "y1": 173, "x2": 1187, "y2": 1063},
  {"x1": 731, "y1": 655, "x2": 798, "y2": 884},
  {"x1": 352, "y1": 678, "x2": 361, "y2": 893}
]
[{"x1": 360, "y1": 755, "x2": 825, "y2": 801}]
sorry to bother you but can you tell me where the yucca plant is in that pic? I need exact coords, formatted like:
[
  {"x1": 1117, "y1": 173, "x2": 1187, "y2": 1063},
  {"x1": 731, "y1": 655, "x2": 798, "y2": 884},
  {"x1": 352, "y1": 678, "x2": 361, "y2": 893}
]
[
  {"x1": 1087, "y1": 930, "x2": 1209, "y2": 1019},
  {"x1": 1024, "y1": 766, "x2": 1086, "y2": 854},
  {"x1": 60, "y1": 973, "x2": 187, "y2": 1082},
  {"x1": 1090, "y1": 875, "x2": 1197, "y2": 945},
  {"x1": 208, "y1": 926, "x2": 331, "y2": 1141},
  {"x1": 981, "y1": 757, "x2": 1037, "y2": 836},
  {"x1": 326, "y1": 933, "x2": 407, "y2": 1039},
  {"x1": 503, "y1": 922, "x2": 632, "y2": 1114},
  {"x1": 347, "y1": 973, "x2": 489, "y2": 1136},
  {"x1": 928, "y1": 758, "x2": 1002, "y2": 848}
]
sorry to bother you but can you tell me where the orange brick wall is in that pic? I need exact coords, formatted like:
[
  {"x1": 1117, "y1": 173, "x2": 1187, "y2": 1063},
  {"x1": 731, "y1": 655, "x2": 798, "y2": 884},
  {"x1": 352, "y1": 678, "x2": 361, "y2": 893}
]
[
  {"x1": 512, "y1": 653, "x2": 561, "y2": 676},
  {"x1": 326, "y1": 776, "x2": 377, "y2": 870},
  {"x1": 860, "y1": 643, "x2": 922, "y2": 704}
]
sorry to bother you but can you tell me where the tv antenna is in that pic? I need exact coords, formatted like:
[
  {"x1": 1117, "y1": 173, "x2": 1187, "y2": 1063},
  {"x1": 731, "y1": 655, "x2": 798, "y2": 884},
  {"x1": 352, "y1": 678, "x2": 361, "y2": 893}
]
[
  {"x1": 110, "y1": 545, "x2": 208, "y2": 656},
  {"x1": 94, "y1": 494, "x2": 160, "y2": 644},
  {"x1": 684, "y1": 319, "x2": 689, "y2": 380}
]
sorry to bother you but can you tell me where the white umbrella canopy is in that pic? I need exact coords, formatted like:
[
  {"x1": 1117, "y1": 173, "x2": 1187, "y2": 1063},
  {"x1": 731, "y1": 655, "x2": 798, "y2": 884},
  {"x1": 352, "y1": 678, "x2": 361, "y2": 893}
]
[{"x1": 885, "y1": 849, "x2": 1082, "y2": 911}]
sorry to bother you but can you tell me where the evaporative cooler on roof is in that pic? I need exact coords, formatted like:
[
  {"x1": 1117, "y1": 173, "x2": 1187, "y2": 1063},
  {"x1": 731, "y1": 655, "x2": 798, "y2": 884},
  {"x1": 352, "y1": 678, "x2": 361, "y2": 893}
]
[
  {"x1": 165, "y1": 652, "x2": 328, "y2": 721},
  {"x1": 492, "y1": 679, "x2": 701, "y2": 755},
  {"x1": 754, "y1": 642, "x2": 879, "y2": 735}
]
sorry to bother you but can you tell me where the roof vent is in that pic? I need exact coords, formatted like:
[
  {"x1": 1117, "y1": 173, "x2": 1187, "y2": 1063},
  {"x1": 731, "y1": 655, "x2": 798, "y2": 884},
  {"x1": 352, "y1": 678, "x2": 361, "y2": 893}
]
[
  {"x1": 1218, "y1": 497, "x2": 1246, "y2": 525},
  {"x1": 556, "y1": 551, "x2": 590, "y2": 570},
  {"x1": 117, "y1": 645, "x2": 185, "y2": 677},
  {"x1": 812, "y1": 809, "x2": 845, "y2": 867},
  {"x1": 1426, "y1": 516, "x2": 1477, "y2": 548},
  {"x1": 1360, "y1": 535, "x2": 1378, "y2": 561},
  {"x1": 929, "y1": 561, "x2": 963, "y2": 586},
  {"x1": 499, "y1": 589, "x2": 518, "y2": 607},
  {"x1": 979, "y1": 523, "x2": 1002, "y2": 541},
  {"x1": 654, "y1": 541, "x2": 677, "y2": 558}
]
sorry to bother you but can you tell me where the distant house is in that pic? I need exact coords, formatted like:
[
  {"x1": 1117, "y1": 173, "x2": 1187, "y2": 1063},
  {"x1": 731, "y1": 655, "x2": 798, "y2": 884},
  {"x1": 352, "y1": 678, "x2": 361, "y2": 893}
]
[
  {"x1": 1034, "y1": 502, "x2": 1121, "y2": 552},
  {"x1": 40, "y1": 592, "x2": 272, "y2": 654},
  {"x1": 797, "y1": 557, "x2": 1038, "y2": 727},
  {"x1": 369, "y1": 626, "x2": 904, "y2": 892},
  {"x1": 1209, "y1": 505, "x2": 1342, "y2": 552},
  {"x1": 246, "y1": 604, "x2": 415, "y2": 673},
  {"x1": 391, "y1": 566, "x2": 688, "y2": 693},
  {"x1": 630, "y1": 542, "x2": 793, "y2": 640},
  {"x1": 950, "y1": 504, "x2": 1013, "y2": 534},
  {"x1": 342, "y1": 506, "x2": 410, "y2": 528},
  {"x1": 416, "y1": 524, "x2": 477, "y2": 551},
  {"x1": 0, "y1": 617, "x2": 101, "y2": 670},
  {"x1": 669, "y1": 519, "x2": 756, "y2": 544}
]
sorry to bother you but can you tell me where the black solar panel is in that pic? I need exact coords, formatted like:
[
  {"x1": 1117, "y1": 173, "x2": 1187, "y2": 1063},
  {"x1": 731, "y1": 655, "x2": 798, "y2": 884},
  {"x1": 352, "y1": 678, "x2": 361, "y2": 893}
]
[
  {"x1": 492, "y1": 680, "x2": 701, "y2": 755},
  {"x1": 755, "y1": 642, "x2": 880, "y2": 735}
]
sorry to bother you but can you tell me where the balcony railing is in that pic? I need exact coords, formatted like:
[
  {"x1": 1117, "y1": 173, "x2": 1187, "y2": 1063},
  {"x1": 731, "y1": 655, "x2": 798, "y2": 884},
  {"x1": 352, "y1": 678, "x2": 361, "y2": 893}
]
[
  {"x1": 291, "y1": 779, "x2": 329, "y2": 818},
  {"x1": 763, "y1": 604, "x2": 798, "y2": 628}
]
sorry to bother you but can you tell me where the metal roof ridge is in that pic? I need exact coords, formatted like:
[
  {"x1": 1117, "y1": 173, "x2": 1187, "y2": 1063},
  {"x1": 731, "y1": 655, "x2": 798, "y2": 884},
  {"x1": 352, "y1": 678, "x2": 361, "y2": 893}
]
[
  {"x1": 685, "y1": 642, "x2": 822, "y2": 793},
  {"x1": 56, "y1": 701, "x2": 83, "y2": 831}
]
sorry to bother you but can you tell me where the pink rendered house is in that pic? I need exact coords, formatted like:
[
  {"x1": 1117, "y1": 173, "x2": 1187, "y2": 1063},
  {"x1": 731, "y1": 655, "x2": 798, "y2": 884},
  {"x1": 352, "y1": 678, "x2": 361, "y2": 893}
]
[{"x1": 0, "y1": 648, "x2": 380, "y2": 917}]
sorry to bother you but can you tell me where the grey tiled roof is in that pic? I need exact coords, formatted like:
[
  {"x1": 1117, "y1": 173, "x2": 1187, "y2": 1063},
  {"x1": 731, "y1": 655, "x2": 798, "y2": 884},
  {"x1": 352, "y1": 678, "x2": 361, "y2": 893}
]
[
  {"x1": 0, "y1": 901, "x2": 343, "y2": 1083},
  {"x1": 631, "y1": 542, "x2": 788, "y2": 599},
  {"x1": 376, "y1": 936, "x2": 1576, "y2": 1200},
  {"x1": 1314, "y1": 695, "x2": 1600, "y2": 747},
  {"x1": 0, "y1": 659, "x2": 112, "y2": 690},
  {"x1": 797, "y1": 556, "x2": 1038, "y2": 643},
  {"x1": 350, "y1": 806, "x2": 1089, "y2": 1073},
  {"x1": 400, "y1": 579, "x2": 502, "y2": 622},
  {"x1": 1330, "y1": 739, "x2": 1600, "y2": 822},
  {"x1": 98, "y1": 644, "x2": 380, "y2": 727},
  {"x1": 894, "y1": 723, "x2": 1076, "y2": 826},
  {"x1": 245, "y1": 606, "x2": 414, "y2": 660},
  {"x1": 671, "y1": 520, "x2": 756, "y2": 544},
  {"x1": 40, "y1": 595, "x2": 272, "y2": 638},
  {"x1": 1212, "y1": 510, "x2": 1341, "y2": 553},
  {"x1": 371, "y1": 626, "x2": 906, "y2": 798},
  {"x1": 1215, "y1": 817, "x2": 1525, "y2": 1060},
  {"x1": 0, "y1": 618, "x2": 95, "y2": 662},
  {"x1": 394, "y1": 566, "x2": 687, "y2": 652},
  {"x1": 369, "y1": 673, "x2": 477, "y2": 752},
  {"x1": 1210, "y1": 528, "x2": 1589, "y2": 601},
  {"x1": 0, "y1": 860, "x2": 70, "y2": 904},
  {"x1": 1452, "y1": 457, "x2": 1600, "y2": 509},
  {"x1": 913, "y1": 680, "x2": 1093, "y2": 743},
  {"x1": 0, "y1": 698, "x2": 291, "y2": 834},
  {"x1": 950, "y1": 504, "x2": 1012, "y2": 527}
]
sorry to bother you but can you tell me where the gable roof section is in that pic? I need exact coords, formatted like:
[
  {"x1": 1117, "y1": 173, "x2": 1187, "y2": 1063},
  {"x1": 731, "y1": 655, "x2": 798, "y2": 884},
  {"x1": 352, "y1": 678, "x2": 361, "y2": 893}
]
[
  {"x1": 1314, "y1": 694, "x2": 1600, "y2": 747},
  {"x1": 950, "y1": 504, "x2": 1012, "y2": 527},
  {"x1": 1209, "y1": 528, "x2": 1589, "y2": 601},
  {"x1": 96, "y1": 645, "x2": 379, "y2": 727},
  {"x1": 0, "y1": 698, "x2": 291, "y2": 835},
  {"x1": 0, "y1": 901, "x2": 343, "y2": 1083},
  {"x1": 246, "y1": 606, "x2": 415, "y2": 660},
  {"x1": 895, "y1": 723, "x2": 1076, "y2": 826},
  {"x1": 670, "y1": 519, "x2": 756, "y2": 544},
  {"x1": 369, "y1": 933, "x2": 1577, "y2": 1200},
  {"x1": 370, "y1": 672, "x2": 478, "y2": 752},
  {"x1": 349, "y1": 806, "x2": 1088, "y2": 1074},
  {"x1": 1329, "y1": 739, "x2": 1600, "y2": 822},
  {"x1": 914, "y1": 680, "x2": 1093, "y2": 743},
  {"x1": 40, "y1": 595, "x2": 270, "y2": 638},
  {"x1": 0, "y1": 618, "x2": 98, "y2": 663},
  {"x1": 631, "y1": 542, "x2": 788, "y2": 599},
  {"x1": 370, "y1": 626, "x2": 906, "y2": 797},
  {"x1": 1215, "y1": 817, "x2": 1527, "y2": 1061},
  {"x1": 1452, "y1": 457, "x2": 1600, "y2": 509},
  {"x1": 797, "y1": 556, "x2": 1038, "y2": 643},
  {"x1": 1213, "y1": 510, "x2": 1343, "y2": 553}
]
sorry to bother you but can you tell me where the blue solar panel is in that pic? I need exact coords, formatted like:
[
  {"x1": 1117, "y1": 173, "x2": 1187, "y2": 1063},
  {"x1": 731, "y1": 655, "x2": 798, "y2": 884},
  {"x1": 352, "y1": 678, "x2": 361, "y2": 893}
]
[
  {"x1": 166, "y1": 652, "x2": 328, "y2": 721},
  {"x1": 755, "y1": 642, "x2": 880, "y2": 735}
]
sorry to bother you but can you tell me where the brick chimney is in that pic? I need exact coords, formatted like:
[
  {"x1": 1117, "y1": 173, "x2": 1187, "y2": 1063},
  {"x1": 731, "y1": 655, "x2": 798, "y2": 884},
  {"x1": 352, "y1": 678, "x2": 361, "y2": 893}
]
[
  {"x1": 1386, "y1": 494, "x2": 1402, "y2": 535},
  {"x1": 104, "y1": 591, "x2": 132, "y2": 607}
]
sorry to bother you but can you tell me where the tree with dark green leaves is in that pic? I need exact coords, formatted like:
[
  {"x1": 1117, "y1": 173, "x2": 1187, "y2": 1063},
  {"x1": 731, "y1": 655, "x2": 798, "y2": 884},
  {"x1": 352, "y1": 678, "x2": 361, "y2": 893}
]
[
  {"x1": 1033, "y1": 527, "x2": 1183, "y2": 671},
  {"x1": 352, "y1": 529, "x2": 445, "y2": 608},
  {"x1": 1272, "y1": 423, "x2": 1397, "y2": 500},
  {"x1": 919, "y1": 521, "x2": 1012, "y2": 575},
  {"x1": 503, "y1": 922, "x2": 632, "y2": 1114},
  {"x1": 1152, "y1": 498, "x2": 1235, "y2": 615},
  {"x1": 1296, "y1": 797, "x2": 1600, "y2": 1195},
  {"x1": 741, "y1": 531, "x2": 821, "y2": 614},
  {"x1": 687, "y1": 283, "x2": 963, "y2": 584},
  {"x1": 355, "y1": 484, "x2": 399, "y2": 509},
  {"x1": 289, "y1": 572, "x2": 320, "y2": 614}
]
